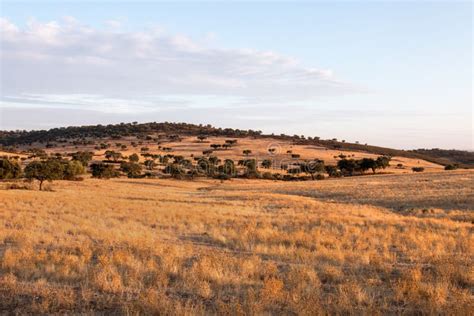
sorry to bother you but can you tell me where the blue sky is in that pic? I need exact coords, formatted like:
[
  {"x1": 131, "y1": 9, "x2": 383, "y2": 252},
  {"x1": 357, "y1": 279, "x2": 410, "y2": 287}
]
[{"x1": 0, "y1": 1, "x2": 472, "y2": 149}]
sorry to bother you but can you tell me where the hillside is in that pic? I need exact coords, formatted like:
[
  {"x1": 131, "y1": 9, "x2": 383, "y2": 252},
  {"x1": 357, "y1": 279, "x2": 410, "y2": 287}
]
[{"x1": 1, "y1": 122, "x2": 471, "y2": 168}]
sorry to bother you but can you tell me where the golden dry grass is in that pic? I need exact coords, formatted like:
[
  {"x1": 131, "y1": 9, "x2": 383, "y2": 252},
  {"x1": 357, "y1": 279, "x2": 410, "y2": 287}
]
[{"x1": 0, "y1": 170, "x2": 473, "y2": 314}]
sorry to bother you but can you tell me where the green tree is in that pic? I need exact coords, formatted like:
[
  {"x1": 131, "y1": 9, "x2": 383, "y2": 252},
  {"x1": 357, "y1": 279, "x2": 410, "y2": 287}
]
[
  {"x1": 105, "y1": 150, "x2": 122, "y2": 162},
  {"x1": 0, "y1": 158, "x2": 22, "y2": 179},
  {"x1": 301, "y1": 160, "x2": 325, "y2": 180},
  {"x1": 261, "y1": 159, "x2": 272, "y2": 169},
  {"x1": 71, "y1": 151, "x2": 93, "y2": 167},
  {"x1": 120, "y1": 162, "x2": 142, "y2": 178},
  {"x1": 90, "y1": 163, "x2": 119, "y2": 179},
  {"x1": 129, "y1": 153, "x2": 140, "y2": 162},
  {"x1": 24, "y1": 160, "x2": 64, "y2": 190},
  {"x1": 63, "y1": 160, "x2": 85, "y2": 180}
]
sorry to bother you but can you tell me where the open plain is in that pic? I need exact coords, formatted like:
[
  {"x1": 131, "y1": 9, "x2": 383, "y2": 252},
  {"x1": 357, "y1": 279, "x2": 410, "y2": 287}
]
[{"x1": 1, "y1": 170, "x2": 472, "y2": 314}]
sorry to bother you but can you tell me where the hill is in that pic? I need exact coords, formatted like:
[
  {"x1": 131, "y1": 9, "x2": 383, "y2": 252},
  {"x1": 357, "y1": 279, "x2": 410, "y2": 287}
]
[{"x1": 1, "y1": 122, "x2": 471, "y2": 168}]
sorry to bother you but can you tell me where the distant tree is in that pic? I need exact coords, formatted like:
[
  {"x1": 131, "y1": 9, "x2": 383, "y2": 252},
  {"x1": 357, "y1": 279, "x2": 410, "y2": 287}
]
[
  {"x1": 412, "y1": 167, "x2": 425, "y2": 172},
  {"x1": 144, "y1": 159, "x2": 156, "y2": 170},
  {"x1": 141, "y1": 147, "x2": 149, "y2": 152},
  {"x1": 301, "y1": 160, "x2": 325, "y2": 180},
  {"x1": 325, "y1": 165, "x2": 341, "y2": 177},
  {"x1": 444, "y1": 164, "x2": 458, "y2": 170},
  {"x1": 359, "y1": 158, "x2": 378, "y2": 173},
  {"x1": 121, "y1": 145, "x2": 127, "y2": 150},
  {"x1": 63, "y1": 160, "x2": 85, "y2": 180},
  {"x1": 120, "y1": 162, "x2": 142, "y2": 178},
  {"x1": 71, "y1": 151, "x2": 93, "y2": 167},
  {"x1": 261, "y1": 159, "x2": 272, "y2": 169},
  {"x1": 24, "y1": 160, "x2": 64, "y2": 190},
  {"x1": 197, "y1": 135, "x2": 207, "y2": 142},
  {"x1": 291, "y1": 154, "x2": 301, "y2": 159},
  {"x1": 90, "y1": 163, "x2": 119, "y2": 179},
  {"x1": 210, "y1": 144, "x2": 221, "y2": 150},
  {"x1": 376, "y1": 156, "x2": 391, "y2": 169},
  {"x1": 242, "y1": 159, "x2": 259, "y2": 178},
  {"x1": 268, "y1": 148, "x2": 276, "y2": 154},
  {"x1": 337, "y1": 159, "x2": 359, "y2": 176},
  {"x1": 104, "y1": 150, "x2": 122, "y2": 162},
  {"x1": 222, "y1": 144, "x2": 231, "y2": 150},
  {"x1": 129, "y1": 153, "x2": 140, "y2": 162},
  {"x1": 243, "y1": 149, "x2": 252, "y2": 156},
  {"x1": 0, "y1": 158, "x2": 22, "y2": 179},
  {"x1": 218, "y1": 159, "x2": 236, "y2": 177}
]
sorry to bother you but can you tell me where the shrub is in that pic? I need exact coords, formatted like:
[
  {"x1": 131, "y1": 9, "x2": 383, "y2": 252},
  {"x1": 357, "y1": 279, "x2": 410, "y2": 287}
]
[
  {"x1": 261, "y1": 159, "x2": 272, "y2": 169},
  {"x1": 63, "y1": 160, "x2": 86, "y2": 180},
  {"x1": 90, "y1": 163, "x2": 119, "y2": 179},
  {"x1": 412, "y1": 167, "x2": 425, "y2": 172},
  {"x1": 0, "y1": 158, "x2": 22, "y2": 179},
  {"x1": 444, "y1": 164, "x2": 458, "y2": 170},
  {"x1": 71, "y1": 151, "x2": 93, "y2": 166},
  {"x1": 120, "y1": 162, "x2": 142, "y2": 178}
]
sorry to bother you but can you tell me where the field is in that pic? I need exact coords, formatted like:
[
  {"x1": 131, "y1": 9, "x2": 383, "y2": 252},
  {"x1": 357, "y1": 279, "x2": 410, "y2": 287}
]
[{"x1": 1, "y1": 170, "x2": 473, "y2": 314}]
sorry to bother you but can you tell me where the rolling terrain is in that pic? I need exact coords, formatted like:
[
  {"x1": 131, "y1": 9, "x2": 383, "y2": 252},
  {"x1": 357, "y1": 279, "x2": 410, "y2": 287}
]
[{"x1": 0, "y1": 171, "x2": 473, "y2": 314}]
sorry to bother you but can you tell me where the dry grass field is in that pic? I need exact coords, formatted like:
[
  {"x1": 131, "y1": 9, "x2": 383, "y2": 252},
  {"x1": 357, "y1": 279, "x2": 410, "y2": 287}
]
[{"x1": 0, "y1": 170, "x2": 472, "y2": 314}]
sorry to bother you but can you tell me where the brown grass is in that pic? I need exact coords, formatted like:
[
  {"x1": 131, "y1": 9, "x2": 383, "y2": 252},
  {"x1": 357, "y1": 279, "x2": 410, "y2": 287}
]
[{"x1": 0, "y1": 171, "x2": 473, "y2": 314}]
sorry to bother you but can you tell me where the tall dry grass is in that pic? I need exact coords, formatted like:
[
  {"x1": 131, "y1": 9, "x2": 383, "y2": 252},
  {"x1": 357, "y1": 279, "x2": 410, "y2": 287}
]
[{"x1": 0, "y1": 171, "x2": 473, "y2": 314}]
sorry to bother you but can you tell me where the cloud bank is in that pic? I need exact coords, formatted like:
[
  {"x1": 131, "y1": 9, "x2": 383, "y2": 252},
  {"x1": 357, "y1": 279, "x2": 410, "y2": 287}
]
[{"x1": 1, "y1": 16, "x2": 359, "y2": 114}]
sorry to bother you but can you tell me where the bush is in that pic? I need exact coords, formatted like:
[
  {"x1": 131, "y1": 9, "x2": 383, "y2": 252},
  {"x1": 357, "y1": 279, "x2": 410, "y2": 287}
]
[
  {"x1": 412, "y1": 167, "x2": 425, "y2": 172},
  {"x1": 90, "y1": 163, "x2": 119, "y2": 179},
  {"x1": 262, "y1": 172, "x2": 275, "y2": 180},
  {"x1": 315, "y1": 174, "x2": 325, "y2": 180},
  {"x1": 120, "y1": 162, "x2": 142, "y2": 178},
  {"x1": 0, "y1": 158, "x2": 22, "y2": 179},
  {"x1": 444, "y1": 164, "x2": 458, "y2": 170}
]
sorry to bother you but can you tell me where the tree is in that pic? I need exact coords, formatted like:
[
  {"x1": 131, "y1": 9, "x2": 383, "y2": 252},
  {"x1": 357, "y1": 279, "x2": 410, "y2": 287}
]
[
  {"x1": 105, "y1": 150, "x2": 122, "y2": 162},
  {"x1": 24, "y1": 160, "x2": 64, "y2": 190},
  {"x1": 301, "y1": 160, "x2": 325, "y2": 180},
  {"x1": 0, "y1": 158, "x2": 22, "y2": 179},
  {"x1": 71, "y1": 151, "x2": 93, "y2": 167},
  {"x1": 197, "y1": 135, "x2": 207, "y2": 142},
  {"x1": 210, "y1": 144, "x2": 221, "y2": 150},
  {"x1": 261, "y1": 159, "x2": 272, "y2": 169},
  {"x1": 359, "y1": 158, "x2": 378, "y2": 173},
  {"x1": 218, "y1": 159, "x2": 236, "y2": 177},
  {"x1": 291, "y1": 154, "x2": 301, "y2": 159},
  {"x1": 412, "y1": 167, "x2": 425, "y2": 172},
  {"x1": 376, "y1": 156, "x2": 391, "y2": 169},
  {"x1": 337, "y1": 159, "x2": 359, "y2": 176},
  {"x1": 120, "y1": 162, "x2": 142, "y2": 178},
  {"x1": 144, "y1": 159, "x2": 156, "y2": 170},
  {"x1": 90, "y1": 163, "x2": 119, "y2": 179},
  {"x1": 129, "y1": 153, "x2": 140, "y2": 162},
  {"x1": 243, "y1": 149, "x2": 252, "y2": 156},
  {"x1": 444, "y1": 164, "x2": 458, "y2": 170},
  {"x1": 63, "y1": 160, "x2": 85, "y2": 180}
]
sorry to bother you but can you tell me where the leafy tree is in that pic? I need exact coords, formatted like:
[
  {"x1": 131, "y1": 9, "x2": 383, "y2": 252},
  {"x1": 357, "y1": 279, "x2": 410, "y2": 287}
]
[
  {"x1": 210, "y1": 144, "x2": 221, "y2": 150},
  {"x1": 197, "y1": 135, "x2": 207, "y2": 142},
  {"x1": 444, "y1": 164, "x2": 458, "y2": 170},
  {"x1": 301, "y1": 160, "x2": 325, "y2": 180},
  {"x1": 412, "y1": 167, "x2": 425, "y2": 172},
  {"x1": 291, "y1": 154, "x2": 301, "y2": 159},
  {"x1": 218, "y1": 159, "x2": 236, "y2": 177},
  {"x1": 90, "y1": 163, "x2": 119, "y2": 179},
  {"x1": 243, "y1": 149, "x2": 252, "y2": 156},
  {"x1": 63, "y1": 160, "x2": 85, "y2": 180},
  {"x1": 129, "y1": 153, "x2": 140, "y2": 162},
  {"x1": 325, "y1": 165, "x2": 342, "y2": 177},
  {"x1": 376, "y1": 156, "x2": 391, "y2": 169},
  {"x1": 0, "y1": 158, "x2": 22, "y2": 179},
  {"x1": 24, "y1": 160, "x2": 64, "y2": 190},
  {"x1": 261, "y1": 159, "x2": 272, "y2": 169},
  {"x1": 71, "y1": 151, "x2": 93, "y2": 167},
  {"x1": 359, "y1": 158, "x2": 378, "y2": 173},
  {"x1": 144, "y1": 159, "x2": 156, "y2": 170},
  {"x1": 337, "y1": 159, "x2": 359, "y2": 176},
  {"x1": 120, "y1": 162, "x2": 142, "y2": 178},
  {"x1": 104, "y1": 150, "x2": 122, "y2": 162}
]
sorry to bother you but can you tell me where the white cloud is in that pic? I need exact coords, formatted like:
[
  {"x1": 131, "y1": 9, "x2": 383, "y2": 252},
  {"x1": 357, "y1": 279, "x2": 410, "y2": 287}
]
[{"x1": 0, "y1": 17, "x2": 360, "y2": 104}]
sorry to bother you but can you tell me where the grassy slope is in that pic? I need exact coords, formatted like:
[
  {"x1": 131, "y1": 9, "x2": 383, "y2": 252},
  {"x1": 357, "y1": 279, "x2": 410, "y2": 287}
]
[{"x1": 1, "y1": 170, "x2": 473, "y2": 314}]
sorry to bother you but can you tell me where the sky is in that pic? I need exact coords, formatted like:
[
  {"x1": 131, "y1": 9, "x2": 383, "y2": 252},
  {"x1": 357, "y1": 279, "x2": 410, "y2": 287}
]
[{"x1": 0, "y1": 1, "x2": 472, "y2": 150}]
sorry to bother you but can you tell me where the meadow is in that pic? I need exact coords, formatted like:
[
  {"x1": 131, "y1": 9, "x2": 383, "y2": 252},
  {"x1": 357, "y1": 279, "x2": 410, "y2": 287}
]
[{"x1": 1, "y1": 170, "x2": 472, "y2": 314}]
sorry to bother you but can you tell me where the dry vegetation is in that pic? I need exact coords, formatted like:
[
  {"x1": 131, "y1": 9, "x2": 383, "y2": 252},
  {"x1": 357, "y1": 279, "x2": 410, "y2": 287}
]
[{"x1": 0, "y1": 169, "x2": 472, "y2": 314}]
